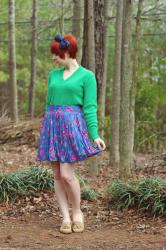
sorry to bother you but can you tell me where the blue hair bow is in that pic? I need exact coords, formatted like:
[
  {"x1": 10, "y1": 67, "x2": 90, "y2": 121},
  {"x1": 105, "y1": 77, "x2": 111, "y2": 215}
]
[{"x1": 54, "y1": 34, "x2": 70, "y2": 49}]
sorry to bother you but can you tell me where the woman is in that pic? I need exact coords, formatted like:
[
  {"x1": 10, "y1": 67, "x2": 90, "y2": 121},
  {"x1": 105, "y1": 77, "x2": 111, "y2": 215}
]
[{"x1": 37, "y1": 34, "x2": 106, "y2": 234}]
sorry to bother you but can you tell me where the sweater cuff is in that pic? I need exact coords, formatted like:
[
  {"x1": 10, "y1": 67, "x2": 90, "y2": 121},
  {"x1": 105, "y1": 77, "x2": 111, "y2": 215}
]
[{"x1": 89, "y1": 129, "x2": 99, "y2": 141}]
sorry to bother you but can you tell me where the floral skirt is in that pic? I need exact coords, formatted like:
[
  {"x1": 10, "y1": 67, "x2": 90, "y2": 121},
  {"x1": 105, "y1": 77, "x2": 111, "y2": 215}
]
[{"x1": 36, "y1": 104, "x2": 103, "y2": 163}]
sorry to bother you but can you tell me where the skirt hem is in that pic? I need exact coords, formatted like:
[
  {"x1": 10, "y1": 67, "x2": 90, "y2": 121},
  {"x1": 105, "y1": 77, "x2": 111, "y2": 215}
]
[{"x1": 36, "y1": 149, "x2": 103, "y2": 163}]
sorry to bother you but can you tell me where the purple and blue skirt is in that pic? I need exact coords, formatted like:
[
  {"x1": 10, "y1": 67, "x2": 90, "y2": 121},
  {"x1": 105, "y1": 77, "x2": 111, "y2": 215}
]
[{"x1": 36, "y1": 104, "x2": 103, "y2": 163}]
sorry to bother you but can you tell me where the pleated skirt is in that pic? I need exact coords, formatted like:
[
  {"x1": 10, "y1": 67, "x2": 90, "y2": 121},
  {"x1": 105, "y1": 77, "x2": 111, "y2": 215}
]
[{"x1": 36, "y1": 104, "x2": 103, "y2": 163}]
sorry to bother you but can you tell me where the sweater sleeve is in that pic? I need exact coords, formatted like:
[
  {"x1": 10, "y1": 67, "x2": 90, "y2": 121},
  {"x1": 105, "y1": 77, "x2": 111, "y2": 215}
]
[
  {"x1": 45, "y1": 72, "x2": 51, "y2": 112},
  {"x1": 82, "y1": 71, "x2": 99, "y2": 141}
]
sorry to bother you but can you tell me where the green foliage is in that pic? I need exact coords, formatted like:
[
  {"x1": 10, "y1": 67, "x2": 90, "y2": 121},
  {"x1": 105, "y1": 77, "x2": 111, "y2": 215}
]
[
  {"x1": 17, "y1": 68, "x2": 30, "y2": 81},
  {"x1": 107, "y1": 177, "x2": 166, "y2": 216},
  {"x1": 135, "y1": 79, "x2": 166, "y2": 152},
  {"x1": 98, "y1": 115, "x2": 111, "y2": 131},
  {"x1": 136, "y1": 80, "x2": 160, "y2": 122},
  {"x1": 0, "y1": 71, "x2": 8, "y2": 83},
  {"x1": 76, "y1": 173, "x2": 102, "y2": 201},
  {"x1": 0, "y1": 0, "x2": 73, "y2": 117},
  {"x1": 0, "y1": 166, "x2": 54, "y2": 203},
  {"x1": 75, "y1": 173, "x2": 88, "y2": 188},
  {"x1": 81, "y1": 187, "x2": 101, "y2": 201},
  {"x1": 0, "y1": 50, "x2": 8, "y2": 62},
  {"x1": 135, "y1": 121, "x2": 159, "y2": 152},
  {"x1": 107, "y1": 180, "x2": 137, "y2": 210},
  {"x1": 136, "y1": 178, "x2": 166, "y2": 215},
  {"x1": 0, "y1": 166, "x2": 100, "y2": 203},
  {"x1": 133, "y1": 14, "x2": 166, "y2": 152},
  {"x1": 98, "y1": 115, "x2": 111, "y2": 148}
]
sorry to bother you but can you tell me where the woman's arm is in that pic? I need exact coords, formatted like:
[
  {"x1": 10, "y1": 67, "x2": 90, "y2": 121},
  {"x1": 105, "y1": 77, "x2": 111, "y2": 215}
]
[
  {"x1": 83, "y1": 71, "x2": 99, "y2": 141},
  {"x1": 45, "y1": 72, "x2": 52, "y2": 112}
]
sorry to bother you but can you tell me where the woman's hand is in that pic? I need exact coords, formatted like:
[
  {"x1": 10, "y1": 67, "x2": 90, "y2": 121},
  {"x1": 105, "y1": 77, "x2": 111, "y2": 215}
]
[{"x1": 94, "y1": 137, "x2": 106, "y2": 150}]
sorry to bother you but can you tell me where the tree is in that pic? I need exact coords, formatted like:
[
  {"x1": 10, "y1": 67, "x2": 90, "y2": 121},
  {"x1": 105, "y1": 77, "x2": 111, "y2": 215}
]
[
  {"x1": 81, "y1": 0, "x2": 88, "y2": 68},
  {"x1": 94, "y1": 0, "x2": 110, "y2": 139},
  {"x1": 60, "y1": 0, "x2": 64, "y2": 34},
  {"x1": 110, "y1": 0, "x2": 124, "y2": 177},
  {"x1": 119, "y1": 0, "x2": 133, "y2": 180},
  {"x1": 72, "y1": 0, "x2": 84, "y2": 63},
  {"x1": 129, "y1": 0, "x2": 143, "y2": 170},
  {"x1": 81, "y1": 0, "x2": 99, "y2": 174},
  {"x1": 28, "y1": 0, "x2": 38, "y2": 118},
  {"x1": 87, "y1": 0, "x2": 95, "y2": 72},
  {"x1": 94, "y1": 0, "x2": 105, "y2": 100},
  {"x1": 100, "y1": 0, "x2": 110, "y2": 124},
  {"x1": 81, "y1": 0, "x2": 95, "y2": 72},
  {"x1": 8, "y1": 0, "x2": 18, "y2": 122}
]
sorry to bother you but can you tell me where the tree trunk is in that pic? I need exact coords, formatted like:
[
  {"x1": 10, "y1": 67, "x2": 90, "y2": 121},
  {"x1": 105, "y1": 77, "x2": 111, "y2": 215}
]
[
  {"x1": 94, "y1": 0, "x2": 105, "y2": 101},
  {"x1": 81, "y1": 0, "x2": 95, "y2": 71},
  {"x1": 110, "y1": 0, "x2": 124, "y2": 177},
  {"x1": 72, "y1": 0, "x2": 84, "y2": 64},
  {"x1": 87, "y1": 0, "x2": 95, "y2": 72},
  {"x1": 81, "y1": 0, "x2": 89, "y2": 68},
  {"x1": 101, "y1": 0, "x2": 109, "y2": 119},
  {"x1": 8, "y1": 0, "x2": 18, "y2": 122},
  {"x1": 129, "y1": 0, "x2": 143, "y2": 173},
  {"x1": 29, "y1": 0, "x2": 37, "y2": 118},
  {"x1": 119, "y1": 0, "x2": 132, "y2": 181},
  {"x1": 60, "y1": 0, "x2": 64, "y2": 34},
  {"x1": 94, "y1": 0, "x2": 110, "y2": 140},
  {"x1": 82, "y1": 0, "x2": 97, "y2": 173}
]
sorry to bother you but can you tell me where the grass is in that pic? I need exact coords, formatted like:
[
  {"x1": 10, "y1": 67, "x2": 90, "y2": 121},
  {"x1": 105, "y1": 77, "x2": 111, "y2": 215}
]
[
  {"x1": 0, "y1": 166, "x2": 54, "y2": 203},
  {"x1": 0, "y1": 166, "x2": 99, "y2": 203},
  {"x1": 107, "y1": 177, "x2": 166, "y2": 216}
]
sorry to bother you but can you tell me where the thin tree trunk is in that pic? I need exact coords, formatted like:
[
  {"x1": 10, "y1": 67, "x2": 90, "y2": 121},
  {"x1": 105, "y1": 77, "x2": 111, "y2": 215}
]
[
  {"x1": 29, "y1": 0, "x2": 37, "y2": 118},
  {"x1": 101, "y1": 0, "x2": 109, "y2": 114},
  {"x1": 72, "y1": 0, "x2": 84, "y2": 63},
  {"x1": 8, "y1": 0, "x2": 18, "y2": 122},
  {"x1": 97, "y1": 0, "x2": 110, "y2": 138},
  {"x1": 82, "y1": 0, "x2": 97, "y2": 173},
  {"x1": 129, "y1": 0, "x2": 143, "y2": 172},
  {"x1": 81, "y1": 0, "x2": 95, "y2": 71},
  {"x1": 60, "y1": 0, "x2": 64, "y2": 34},
  {"x1": 87, "y1": 0, "x2": 95, "y2": 72},
  {"x1": 119, "y1": 0, "x2": 132, "y2": 181},
  {"x1": 94, "y1": 0, "x2": 105, "y2": 101},
  {"x1": 110, "y1": 0, "x2": 124, "y2": 177},
  {"x1": 81, "y1": 0, "x2": 89, "y2": 68}
]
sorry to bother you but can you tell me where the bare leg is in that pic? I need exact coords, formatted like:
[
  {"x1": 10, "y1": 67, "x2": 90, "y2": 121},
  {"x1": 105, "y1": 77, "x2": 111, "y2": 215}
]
[
  {"x1": 60, "y1": 162, "x2": 83, "y2": 222},
  {"x1": 51, "y1": 162, "x2": 71, "y2": 223},
  {"x1": 61, "y1": 178, "x2": 73, "y2": 206}
]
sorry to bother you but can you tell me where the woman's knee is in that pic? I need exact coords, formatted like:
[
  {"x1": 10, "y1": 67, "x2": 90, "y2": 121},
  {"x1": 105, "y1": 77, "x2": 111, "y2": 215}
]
[
  {"x1": 51, "y1": 161, "x2": 61, "y2": 180},
  {"x1": 60, "y1": 163, "x2": 75, "y2": 183}
]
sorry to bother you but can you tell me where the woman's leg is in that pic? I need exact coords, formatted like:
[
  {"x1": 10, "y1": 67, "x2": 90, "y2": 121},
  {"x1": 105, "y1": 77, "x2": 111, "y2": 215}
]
[
  {"x1": 60, "y1": 162, "x2": 83, "y2": 222},
  {"x1": 51, "y1": 161, "x2": 71, "y2": 223}
]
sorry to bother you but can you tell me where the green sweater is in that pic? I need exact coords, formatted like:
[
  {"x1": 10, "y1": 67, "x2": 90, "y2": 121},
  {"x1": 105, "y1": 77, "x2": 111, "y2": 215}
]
[{"x1": 45, "y1": 65, "x2": 99, "y2": 140}]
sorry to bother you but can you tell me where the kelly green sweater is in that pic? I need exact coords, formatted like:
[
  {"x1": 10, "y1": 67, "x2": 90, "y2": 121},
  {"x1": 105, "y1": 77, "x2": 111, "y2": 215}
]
[{"x1": 45, "y1": 65, "x2": 99, "y2": 140}]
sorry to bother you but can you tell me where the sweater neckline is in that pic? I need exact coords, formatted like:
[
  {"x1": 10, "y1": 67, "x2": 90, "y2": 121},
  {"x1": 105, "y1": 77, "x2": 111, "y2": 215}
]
[{"x1": 61, "y1": 65, "x2": 82, "y2": 81}]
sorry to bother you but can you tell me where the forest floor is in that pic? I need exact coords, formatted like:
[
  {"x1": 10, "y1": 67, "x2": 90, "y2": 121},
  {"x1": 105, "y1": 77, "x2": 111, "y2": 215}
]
[{"x1": 0, "y1": 120, "x2": 166, "y2": 250}]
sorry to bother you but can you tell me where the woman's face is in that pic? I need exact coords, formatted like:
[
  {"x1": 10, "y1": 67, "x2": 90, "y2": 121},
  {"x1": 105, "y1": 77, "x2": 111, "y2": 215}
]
[{"x1": 52, "y1": 53, "x2": 69, "y2": 66}]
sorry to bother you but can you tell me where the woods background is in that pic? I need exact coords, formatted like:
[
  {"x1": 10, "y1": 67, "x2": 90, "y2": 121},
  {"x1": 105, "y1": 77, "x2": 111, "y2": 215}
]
[{"x1": 0, "y1": 0, "x2": 166, "y2": 180}]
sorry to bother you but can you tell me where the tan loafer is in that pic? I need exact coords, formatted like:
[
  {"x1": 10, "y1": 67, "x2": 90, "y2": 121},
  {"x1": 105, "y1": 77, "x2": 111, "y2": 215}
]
[
  {"x1": 60, "y1": 221, "x2": 72, "y2": 234},
  {"x1": 72, "y1": 212, "x2": 84, "y2": 233}
]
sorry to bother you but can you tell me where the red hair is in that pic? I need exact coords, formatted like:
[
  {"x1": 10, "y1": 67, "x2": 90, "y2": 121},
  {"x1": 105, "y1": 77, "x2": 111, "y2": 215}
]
[{"x1": 50, "y1": 34, "x2": 78, "y2": 59}]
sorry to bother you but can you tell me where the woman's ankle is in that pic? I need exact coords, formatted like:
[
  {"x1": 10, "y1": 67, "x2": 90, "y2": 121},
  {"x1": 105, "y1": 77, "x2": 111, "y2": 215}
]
[
  {"x1": 72, "y1": 209, "x2": 83, "y2": 221},
  {"x1": 62, "y1": 216, "x2": 71, "y2": 223}
]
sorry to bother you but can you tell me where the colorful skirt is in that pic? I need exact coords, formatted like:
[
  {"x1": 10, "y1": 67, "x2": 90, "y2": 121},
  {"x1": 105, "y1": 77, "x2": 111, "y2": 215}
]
[{"x1": 36, "y1": 104, "x2": 103, "y2": 163}]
